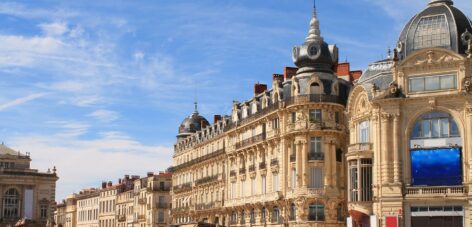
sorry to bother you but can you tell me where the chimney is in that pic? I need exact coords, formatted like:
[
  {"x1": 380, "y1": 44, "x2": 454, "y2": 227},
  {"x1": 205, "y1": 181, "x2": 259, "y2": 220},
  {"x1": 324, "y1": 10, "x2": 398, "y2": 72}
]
[
  {"x1": 147, "y1": 172, "x2": 154, "y2": 177},
  {"x1": 201, "y1": 120, "x2": 208, "y2": 129},
  {"x1": 107, "y1": 181, "x2": 112, "y2": 187},
  {"x1": 254, "y1": 83, "x2": 267, "y2": 96},
  {"x1": 118, "y1": 178, "x2": 122, "y2": 184},
  {"x1": 336, "y1": 63, "x2": 350, "y2": 76},
  {"x1": 272, "y1": 74, "x2": 284, "y2": 82},
  {"x1": 101, "y1": 182, "x2": 107, "y2": 189},
  {"x1": 284, "y1": 67, "x2": 298, "y2": 81},
  {"x1": 350, "y1": 70, "x2": 363, "y2": 82},
  {"x1": 214, "y1": 115, "x2": 222, "y2": 124}
]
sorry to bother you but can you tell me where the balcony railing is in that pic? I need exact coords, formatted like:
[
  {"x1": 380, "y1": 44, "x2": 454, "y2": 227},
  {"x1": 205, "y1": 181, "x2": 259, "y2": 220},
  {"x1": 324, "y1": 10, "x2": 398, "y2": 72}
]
[
  {"x1": 308, "y1": 152, "x2": 324, "y2": 161},
  {"x1": 225, "y1": 102, "x2": 280, "y2": 132},
  {"x1": 270, "y1": 158, "x2": 279, "y2": 167},
  {"x1": 230, "y1": 170, "x2": 237, "y2": 177},
  {"x1": 239, "y1": 167, "x2": 246, "y2": 174},
  {"x1": 259, "y1": 162, "x2": 266, "y2": 170},
  {"x1": 138, "y1": 198, "x2": 146, "y2": 204},
  {"x1": 147, "y1": 186, "x2": 171, "y2": 192},
  {"x1": 195, "y1": 175, "x2": 220, "y2": 186},
  {"x1": 290, "y1": 154, "x2": 296, "y2": 162},
  {"x1": 405, "y1": 186, "x2": 466, "y2": 197},
  {"x1": 248, "y1": 164, "x2": 256, "y2": 172},
  {"x1": 172, "y1": 182, "x2": 192, "y2": 193},
  {"x1": 348, "y1": 143, "x2": 373, "y2": 153},
  {"x1": 172, "y1": 148, "x2": 225, "y2": 172},
  {"x1": 284, "y1": 94, "x2": 346, "y2": 106},
  {"x1": 235, "y1": 133, "x2": 266, "y2": 149},
  {"x1": 157, "y1": 203, "x2": 168, "y2": 209}
]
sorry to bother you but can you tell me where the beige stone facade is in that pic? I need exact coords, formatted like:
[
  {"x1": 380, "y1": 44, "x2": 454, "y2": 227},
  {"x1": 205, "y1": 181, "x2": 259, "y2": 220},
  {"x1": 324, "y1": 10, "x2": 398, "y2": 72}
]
[
  {"x1": 54, "y1": 172, "x2": 172, "y2": 227},
  {"x1": 0, "y1": 143, "x2": 58, "y2": 227}
]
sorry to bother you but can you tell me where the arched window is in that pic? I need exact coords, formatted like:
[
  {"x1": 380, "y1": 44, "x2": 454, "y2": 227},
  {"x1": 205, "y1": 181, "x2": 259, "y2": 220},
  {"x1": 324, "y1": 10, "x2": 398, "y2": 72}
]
[
  {"x1": 272, "y1": 207, "x2": 280, "y2": 223},
  {"x1": 261, "y1": 207, "x2": 266, "y2": 223},
  {"x1": 250, "y1": 209, "x2": 256, "y2": 224},
  {"x1": 411, "y1": 112, "x2": 459, "y2": 139},
  {"x1": 310, "y1": 82, "x2": 321, "y2": 95},
  {"x1": 241, "y1": 210, "x2": 245, "y2": 224},
  {"x1": 413, "y1": 15, "x2": 451, "y2": 50},
  {"x1": 4, "y1": 188, "x2": 19, "y2": 218}
]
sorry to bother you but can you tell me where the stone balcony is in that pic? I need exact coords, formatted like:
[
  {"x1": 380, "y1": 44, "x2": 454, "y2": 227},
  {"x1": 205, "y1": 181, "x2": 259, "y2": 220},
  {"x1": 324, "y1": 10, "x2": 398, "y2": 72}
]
[
  {"x1": 348, "y1": 143, "x2": 373, "y2": 153},
  {"x1": 195, "y1": 174, "x2": 223, "y2": 186},
  {"x1": 172, "y1": 182, "x2": 192, "y2": 193},
  {"x1": 226, "y1": 191, "x2": 283, "y2": 207},
  {"x1": 405, "y1": 186, "x2": 466, "y2": 198},
  {"x1": 286, "y1": 187, "x2": 324, "y2": 199}
]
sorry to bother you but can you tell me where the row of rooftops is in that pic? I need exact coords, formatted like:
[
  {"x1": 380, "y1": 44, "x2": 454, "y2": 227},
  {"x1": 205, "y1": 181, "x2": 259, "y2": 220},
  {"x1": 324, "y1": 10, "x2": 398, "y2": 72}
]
[{"x1": 174, "y1": 63, "x2": 361, "y2": 154}]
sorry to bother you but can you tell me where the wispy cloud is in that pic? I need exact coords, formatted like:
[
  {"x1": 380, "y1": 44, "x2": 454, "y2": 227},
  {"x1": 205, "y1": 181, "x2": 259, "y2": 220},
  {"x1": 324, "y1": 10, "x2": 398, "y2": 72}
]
[
  {"x1": 0, "y1": 93, "x2": 49, "y2": 111},
  {"x1": 89, "y1": 109, "x2": 119, "y2": 123}
]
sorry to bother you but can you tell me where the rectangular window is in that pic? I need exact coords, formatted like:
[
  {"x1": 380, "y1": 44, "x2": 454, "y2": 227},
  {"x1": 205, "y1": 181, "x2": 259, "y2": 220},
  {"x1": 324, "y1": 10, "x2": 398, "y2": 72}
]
[
  {"x1": 273, "y1": 173, "x2": 279, "y2": 192},
  {"x1": 261, "y1": 176, "x2": 266, "y2": 194},
  {"x1": 291, "y1": 112, "x2": 296, "y2": 123},
  {"x1": 335, "y1": 112, "x2": 340, "y2": 124},
  {"x1": 309, "y1": 167, "x2": 323, "y2": 189},
  {"x1": 409, "y1": 74, "x2": 457, "y2": 92},
  {"x1": 360, "y1": 159, "x2": 373, "y2": 201},
  {"x1": 309, "y1": 137, "x2": 323, "y2": 160},
  {"x1": 308, "y1": 204, "x2": 325, "y2": 221},
  {"x1": 349, "y1": 160, "x2": 358, "y2": 202},
  {"x1": 358, "y1": 121, "x2": 369, "y2": 143},
  {"x1": 272, "y1": 118, "x2": 279, "y2": 129},
  {"x1": 309, "y1": 109, "x2": 322, "y2": 123}
]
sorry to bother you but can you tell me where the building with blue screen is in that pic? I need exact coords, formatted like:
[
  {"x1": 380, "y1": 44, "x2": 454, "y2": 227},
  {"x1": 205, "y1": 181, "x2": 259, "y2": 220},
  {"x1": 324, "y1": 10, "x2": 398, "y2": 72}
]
[{"x1": 346, "y1": 0, "x2": 472, "y2": 226}]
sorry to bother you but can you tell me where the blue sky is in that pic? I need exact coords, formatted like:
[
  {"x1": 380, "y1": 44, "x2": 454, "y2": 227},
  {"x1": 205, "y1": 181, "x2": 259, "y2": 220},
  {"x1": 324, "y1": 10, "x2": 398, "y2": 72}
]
[{"x1": 0, "y1": 0, "x2": 470, "y2": 200}]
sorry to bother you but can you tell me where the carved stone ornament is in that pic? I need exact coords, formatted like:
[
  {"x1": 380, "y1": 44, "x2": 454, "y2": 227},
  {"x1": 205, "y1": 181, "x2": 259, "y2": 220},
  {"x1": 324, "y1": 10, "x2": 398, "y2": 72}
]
[
  {"x1": 463, "y1": 77, "x2": 472, "y2": 92},
  {"x1": 461, "y1": 29, "x2": 472, "y2": 58},
  {"x1": 408, "y1": 50, "x2": 461, "y2": 66}
]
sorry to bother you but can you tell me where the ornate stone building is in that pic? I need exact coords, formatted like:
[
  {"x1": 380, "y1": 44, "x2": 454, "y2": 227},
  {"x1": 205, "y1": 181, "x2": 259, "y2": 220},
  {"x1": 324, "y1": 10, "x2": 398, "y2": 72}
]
[
  {"x1": 75, "y1": 189, "x2": 99, "y2": 227},
  {"x1": 346, "y1": 0, "x2": 472, "y2": 226},
  {"x1": 171, "y1": 2, "x2": 355, "y2": 226},
  {"x1": 0, "y1": 143, "x2": 58, "y2": 227}
]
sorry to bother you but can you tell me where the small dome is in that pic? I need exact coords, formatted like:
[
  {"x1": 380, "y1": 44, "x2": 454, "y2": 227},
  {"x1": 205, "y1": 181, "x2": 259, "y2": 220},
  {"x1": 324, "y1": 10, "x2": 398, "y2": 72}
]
[
  {"x1": 397, "y1": 0, "x2": 472, "y2": 59},
  {"x1": 177, "y1": 103, "x2": 209, "y2": 138}
]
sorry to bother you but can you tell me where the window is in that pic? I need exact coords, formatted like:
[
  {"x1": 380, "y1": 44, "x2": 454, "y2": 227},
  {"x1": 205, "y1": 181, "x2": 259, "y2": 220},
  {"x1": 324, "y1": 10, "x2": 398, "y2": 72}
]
[
  {"x1": 290, "y1": 204, "x2": 296, "y2": 221},
  {"x1": 272, "y1": 118, "x2": 279, "y2": 129},
  {"x1": 413, "y1": 15, "x2": 450, "y2": 50},
  {"x1": 310, "y1": 82, "x2": 321, "y2": 94},
  {"x1": 261, "y1": 176, "x2": 266, "y2": 194},
  {"x1": 348, "y1": 159, "x2": 373, "y2": 202},
  {"x1": 309, "y1": 167, "x2": 324, "y2": 189},
  {"x1": 308, "y1": 204, "x2": 325, "y2": 221},
  {"x1": 158, "y1": 211, "x2": 164, "y2": 223},
  {"x1": 358, "y1": 121, "x2": 369, "y2": 143},
  {"x1": 309, "y1": 109, "x2": 322, "y2": 123},
  {"x1": 231, "y1": 212, "x2": 237, "y2": 224},
  {"x1": 261, "y1": 207, "x2": 266, "y2": 223},
  {"x1": 337, "y1": 204, "x2": 344, "y2": 222},
  {"x1": 273, "y1": 173, "x2": 279, "y2": 192},
  {"x1": 291, "y1": 112, "x2": 297, "y2": 123},
  {"x1": 335, "y1": 112, "x2": 340, "y2": 123},
  {"x1": 241, "y1": 210, "x2": 245, "y2": 224},
  {"x1": 3, "y1": 188, "x2": 19, "y2": 218},
  {"x1": 272, "y1": 207, "x2": 280, "y2": 223},
  {"x1": 349, "y1": 160, "x2": 359, "y2": 202},
  {"x1": 250, "y1": 209, "x2": 255, "y2": 224},
  {"x1": 41, "y1": 205, "x2": 48, "y2": 218},
  {"x1": 412, "y1": 112, "x2": 459, "y2": 139},
  {"x1": 309, "y1": 137, "x2": 323, "y2": 160},
  {"x1": 291, "y1": 168, "x2": 297, "y2": 189},
  {"x1": 409, "y1": 74, "x2": 456, "y2": 92},
  {"x1": 336, "y1": 148, "x2": 343, "y2": 162}
]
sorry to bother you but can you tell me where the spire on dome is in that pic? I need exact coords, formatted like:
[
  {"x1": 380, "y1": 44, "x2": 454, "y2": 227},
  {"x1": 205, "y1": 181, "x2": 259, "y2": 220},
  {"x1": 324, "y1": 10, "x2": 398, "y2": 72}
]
[
  {"x1": 305, "y1": 0, "x2": 323, "y2": 43},
  {"x1": 194, "y1": 101, "x2": 198, "y2": 113}
]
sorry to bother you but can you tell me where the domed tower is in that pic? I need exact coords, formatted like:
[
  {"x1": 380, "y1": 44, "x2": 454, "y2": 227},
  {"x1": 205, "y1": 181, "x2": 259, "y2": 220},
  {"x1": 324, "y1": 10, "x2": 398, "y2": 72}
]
[
  {"x1": 396, "y1": 0, "x2": 472, "y2": 59},
  {"x1": 177, "y1": 102, "x2": 209, "y2": 142},
  {"x1": 290, "y1": 1, "x2": 350, "y2": 102}
]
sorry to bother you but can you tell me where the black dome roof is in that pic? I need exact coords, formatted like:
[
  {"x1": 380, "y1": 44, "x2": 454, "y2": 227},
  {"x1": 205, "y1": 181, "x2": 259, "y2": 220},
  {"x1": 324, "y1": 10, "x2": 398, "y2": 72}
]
[
  {"x1": 177, "y1": 104, "x2": 209, "y2": 137},
  {"x1": 397, "y1": 0, "x2": 472, "y2": 59}
]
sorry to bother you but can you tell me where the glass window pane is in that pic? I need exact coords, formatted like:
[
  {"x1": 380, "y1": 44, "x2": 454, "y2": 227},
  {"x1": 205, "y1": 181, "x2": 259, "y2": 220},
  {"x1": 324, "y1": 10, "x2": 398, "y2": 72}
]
[
  {"x1": 440, "y1": 75, "x2": 456, "y2": 89},
  {"x1": 412, "y1": 122, "x2": 422, "y2": 138},
  {"x1": 440, "y1": 118, "x2": 449, "y2": 137},
  {"x1": 450, "y1": 120, "x2": 459, "y2": 137},
  {"x1": 431, "y1": 119, "x2": 440, "y2": 137},
  {"x1": 410, "y1": 78, "x2": 424, "y2": 92},
  {"x1": 425, "y1": 76, "x2": 440, "y2": 91},
  {"x1": 422, "y1": 120, "x2": 431, "y2": 138}
]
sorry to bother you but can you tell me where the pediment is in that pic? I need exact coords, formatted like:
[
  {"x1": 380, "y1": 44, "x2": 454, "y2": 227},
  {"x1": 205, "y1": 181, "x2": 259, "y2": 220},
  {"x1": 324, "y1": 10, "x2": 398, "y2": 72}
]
[{"x1": 400, "y1": 48, "x2": 464, "y2": 68}]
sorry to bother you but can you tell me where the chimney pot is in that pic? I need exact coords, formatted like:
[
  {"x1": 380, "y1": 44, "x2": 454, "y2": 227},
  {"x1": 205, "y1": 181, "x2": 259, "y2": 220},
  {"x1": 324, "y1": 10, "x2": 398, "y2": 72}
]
[
  {"x1": 254, "y1": 83, "x2": 267, "y2": 96},
  {"x1": 213, "y1": 115, "x2": 222, "y2": 124},
  {"x1": 101, "y1": 182, "x2": 107, "y2": 189},
  {"x1": 147, "y1": 172, "x2": 153, "y2": 177},
  {"x1": 283, "y1": 67, "x2": 298, "y2": 81}
]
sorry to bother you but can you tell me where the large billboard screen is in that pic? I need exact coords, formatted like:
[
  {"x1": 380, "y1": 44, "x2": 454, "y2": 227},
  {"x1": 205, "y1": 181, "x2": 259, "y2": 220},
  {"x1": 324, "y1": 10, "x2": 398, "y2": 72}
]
[{"x1": 411, "y1": 148, "x2": 462, "y2": 186}]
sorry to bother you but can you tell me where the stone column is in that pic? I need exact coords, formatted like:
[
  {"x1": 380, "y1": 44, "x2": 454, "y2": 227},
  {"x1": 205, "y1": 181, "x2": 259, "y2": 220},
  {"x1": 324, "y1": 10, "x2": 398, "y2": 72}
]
[
  {"x1": 331, "y1": 141, "x2": 337, "y2": 187},
  {"x1": 324, "y1": 139, "x2": 331, "y2": 187},
  {"x1": 381, "y1": 113, "x2": 391, "y2": 184},
  {"x1": 301, "y1": 140, "x2": 308, "y2": 187},
  {"x1": 393, "y1": 113, "x2": 401, "y2": 183},
  {"x1": 296, "y1": 141, "x2": 303, "y2": 188}
]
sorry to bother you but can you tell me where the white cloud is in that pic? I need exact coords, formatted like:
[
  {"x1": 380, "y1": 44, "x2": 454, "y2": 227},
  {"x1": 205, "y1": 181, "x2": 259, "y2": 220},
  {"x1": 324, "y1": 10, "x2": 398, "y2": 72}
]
[
  {"x1": 9, "y1": 133, "x2": 173, "y2": 200},
  {"x1": 0, "y1": 2, "x2": 76, "y2": 19},
  {"x1": 0, "y1": 93, "x2": 49, "y2": 111},
  {"x1": 39, "y1": 22, "x2": 69, "y2": 37},
  {"x1": 89, "y1": 110, "x2": 120, "y2": 123},
  {"x1": 47, "y1": 120, "x2": 90, "y2": 138}
]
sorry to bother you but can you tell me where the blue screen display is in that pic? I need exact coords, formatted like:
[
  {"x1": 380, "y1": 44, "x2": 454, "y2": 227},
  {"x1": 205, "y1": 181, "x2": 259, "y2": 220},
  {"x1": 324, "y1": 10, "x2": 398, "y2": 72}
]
[{"x1": 411, "y1": 148, "x2": 462, "y2": 186}]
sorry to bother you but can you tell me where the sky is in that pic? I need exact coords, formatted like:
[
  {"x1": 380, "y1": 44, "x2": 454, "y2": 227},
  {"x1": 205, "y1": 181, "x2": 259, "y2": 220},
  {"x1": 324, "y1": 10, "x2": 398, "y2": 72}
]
[{"x1": 0, "y1": 0, "x2": 471, "y2": 201}]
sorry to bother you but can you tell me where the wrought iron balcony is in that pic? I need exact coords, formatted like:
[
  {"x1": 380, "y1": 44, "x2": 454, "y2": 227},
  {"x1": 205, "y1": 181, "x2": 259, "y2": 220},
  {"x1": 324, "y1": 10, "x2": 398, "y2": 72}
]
[
  {"x1": 230, "y1": 170, "x2": 237, "y2": 177},
  {"x1": 172, "y1": 182, "x2": 192, "y2": 193},
  {"x1": 248, "y1": 164, "x2": 256, "y2": 172},
  {"x1": 259, "y1": 162, "x2": 266, "y2": 170},
  {"x1": 284, "y1": 94, "x2": 346, "y2": 106},
  {"x1": 235, "y1": 133, "x2": 266, "y2": 149},
  {"x1": 171, "y1": 148, "x2": 225, "y2": 172},
  {"x1": 195, "y1": 175, "x2": 220, "y2": 186},
  {"x1": 270, "y1": 158, "x2": 279, "y2": 167},
  {"x1": 308, "y1": 152, "x2": 324, "y2": 161},
  {"x1": 290, "y1": 154, "x2": 296, "y2": 162},
  {"x1": 239, "y1": 167, "x2": 246, "y2": 174},
  {"x1": 348, "y1": 143, "x2": 373, "y2": 153}
]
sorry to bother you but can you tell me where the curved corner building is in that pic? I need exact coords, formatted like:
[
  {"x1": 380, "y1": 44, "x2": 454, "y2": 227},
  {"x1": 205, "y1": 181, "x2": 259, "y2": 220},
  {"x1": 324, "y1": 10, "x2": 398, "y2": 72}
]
[{"x1": 171, "y1": 2, "x2": 353, "y2": 227}]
